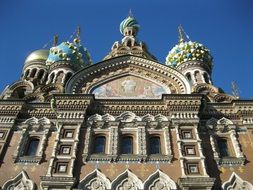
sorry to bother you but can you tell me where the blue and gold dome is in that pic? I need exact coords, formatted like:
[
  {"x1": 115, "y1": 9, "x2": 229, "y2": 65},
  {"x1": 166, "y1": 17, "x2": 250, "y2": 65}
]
[
  {"x1": 120, "y1": 15, "x2": 140, "y2": 35},
  {"x1": 46, "y1": 38, "x2": 91, "y2": 66},
  {"x1": 165, "y1": 27, "x2": 212, "y2": 68}
]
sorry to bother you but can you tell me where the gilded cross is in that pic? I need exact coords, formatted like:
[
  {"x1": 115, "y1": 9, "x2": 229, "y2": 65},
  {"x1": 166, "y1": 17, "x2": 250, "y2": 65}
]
[
  {"x1": 240, "y1": 138, "x2": 250, "y2": 148},
  {"x1": 31, "y1": 166, "x2": 36, "y2": 172},
  {"x1": 106, "y1": 164, "x2": 118, "y2": 177},
  {"x1": 220, "y1": 167, "x2": 226, "y2": 173},
  {"x1": 238, "y1": 167, "x2": 244, "y2": 173},
  {"x1": 14, "y1": 165, "x2": 20, "y2": 171},
  {"x1": 139, "y1": 164, "x2": 149, "y2": 178}
]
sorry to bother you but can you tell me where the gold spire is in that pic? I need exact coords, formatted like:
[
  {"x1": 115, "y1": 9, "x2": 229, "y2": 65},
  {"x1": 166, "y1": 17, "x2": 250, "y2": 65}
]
[
  {"x1": 53, "y1": 35, "x2": 58, "y2": 46},
  {"x1": 178, "y1": 25, "x2": 190, "y2": 43},
  {"x1": 77, "y1": 25, "x2": 81, "y2": 38},
  {"x1": 73, "y1": 26, "x2": 81, "y2": 44},
  {"x1": 178, "y1": 25, "x2": 185, "y2": 43},
  {"x1": 231, "y1": 81, "x2": 240, "y2": 99},
  {"x1": 128, "y1": 9, "x2": 133, "y2": 18}
]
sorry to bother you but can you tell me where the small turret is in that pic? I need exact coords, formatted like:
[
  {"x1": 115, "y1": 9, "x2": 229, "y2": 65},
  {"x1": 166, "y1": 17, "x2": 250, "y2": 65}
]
[{"x1": 165, "y1": 26, "x2": 213, "y2": 86}]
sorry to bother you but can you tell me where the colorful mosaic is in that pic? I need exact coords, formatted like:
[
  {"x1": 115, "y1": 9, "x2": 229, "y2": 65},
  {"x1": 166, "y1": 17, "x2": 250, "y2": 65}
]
[{"x1": 92, "y1": 76, "x2": 168, "y2": 99}]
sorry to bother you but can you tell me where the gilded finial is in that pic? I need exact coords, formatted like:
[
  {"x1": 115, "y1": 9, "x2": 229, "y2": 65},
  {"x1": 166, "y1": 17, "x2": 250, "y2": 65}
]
[
  {"x1": 53, "y1": 35, "x2": 58, "y2": 47},
  {"x1": 128, "y1": 9, "x2": 133, "y2": 18},
  {"x1": 231, "y1": 81, "x2": 240, "y2": 99},
  {"x1": 77, "y1": 25, "x2": 81, "y2": 38},
  {"x1": 73, "y1": 26, "x2": 81, "y2": 44},
  {"x1": 178, "y1": 25, "x2": 190, "y2": 43}
]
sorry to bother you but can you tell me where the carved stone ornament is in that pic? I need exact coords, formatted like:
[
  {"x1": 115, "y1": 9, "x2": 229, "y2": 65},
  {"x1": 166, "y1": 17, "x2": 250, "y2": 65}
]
[
  {"x1": 144, "y1": 170, "x2": 177, "y2": 190},
  {"x1": 2, "y1": 170, "x2": 35, "y2": 190},
  {"x1": 78, "y1": 169, "x2": 111, "y2": 190},
  {"x1": 111, "y1": 169, "x2": 143, "y2": 190},
  {"x1": 222, "y1": 172, "x2": 253, "y2": 190}
]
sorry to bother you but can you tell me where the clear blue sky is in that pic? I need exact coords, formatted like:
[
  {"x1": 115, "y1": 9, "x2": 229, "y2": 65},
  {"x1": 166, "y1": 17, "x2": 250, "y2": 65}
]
[{"x1": 0, "y1": 0, "x2": 252, "y2": 98}]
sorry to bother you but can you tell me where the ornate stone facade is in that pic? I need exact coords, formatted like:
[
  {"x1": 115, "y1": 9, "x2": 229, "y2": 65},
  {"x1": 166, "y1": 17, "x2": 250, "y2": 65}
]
[{"x1": 0, "y1": 14, "x2": 253, "y2": 190}]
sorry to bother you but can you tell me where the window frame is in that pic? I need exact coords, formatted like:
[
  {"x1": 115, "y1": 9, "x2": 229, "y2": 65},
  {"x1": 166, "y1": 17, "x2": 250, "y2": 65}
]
[
  {"x1": 93, "y1": 135, "x2": 106, "y2": 154},
  {"x1": 149, "y1": 136, "x2": 161, "y2": 155},
  {"x1": 121, "y1": 135, "x2": 133, "y2": 154},
  {"x1": 181, "y1": 130, "x2": 193, "y2": 139},
  {"x1": 24, "y1": 137, "x2": 40, "y2": 156},
  {"x1": 186, "y1": 163, "x2": 199, "y2": 174},
  {"x1": 217, "y1": 138, "x2": 230, "y2": 157}
]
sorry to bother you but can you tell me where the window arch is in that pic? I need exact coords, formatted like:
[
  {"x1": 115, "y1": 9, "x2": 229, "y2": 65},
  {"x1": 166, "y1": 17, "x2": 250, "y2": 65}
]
[
  {"x1": 93, "y1": 136, "x2": 106, "y2": 154},
  {"x1": 25, "y1": 137, "x2": 40, "y2": 156},
  {"x1": 64, "y1": 72, "x2": 73, "y2": 84},
  {"x1": 217, "y1": 138, "x2": 229, "y2": 157},
  {"x1": 24, "y1": 69, "x2": 30, "y2": 78},
  {"x1": 203, "y1": 73, "x2": 209, "y2": 84},
  {"x1": 121, "y1": 136, "x2": 133, "y2": 154},
  {"x1": 37, "y1": 69, "x2": 44, "y2": 80},
  {"x1": 30, "y1": 68, "x2": 37, "y2": 78},
  {"x1": 149, "y1": 136, "x2": 161, "y2": 154}
]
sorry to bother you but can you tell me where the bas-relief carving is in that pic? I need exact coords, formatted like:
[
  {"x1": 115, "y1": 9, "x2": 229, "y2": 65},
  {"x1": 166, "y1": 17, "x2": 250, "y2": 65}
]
[
  {"x1": 91, "y1": 75, "x2": 169, "y2": 99},
  {"x1": 222, "y1": 172, "x2": 253, "y2": 190},
  {"x1": 2, "y1": 171, "x2": 35, "y2": 190}
]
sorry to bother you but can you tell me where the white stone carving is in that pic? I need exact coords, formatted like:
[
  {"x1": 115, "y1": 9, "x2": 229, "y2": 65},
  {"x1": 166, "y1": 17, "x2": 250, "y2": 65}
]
[
  {"x1": 116, "y1": 112, "x2": 141, "y2": 122},
  {"x1": 144, "y1": 170, "x2": 177, "y2": 190},
  {"x1": 217, "y1": 117, "x2": 233, "y2": 126},
  {"x1": 87, "y1": 112, "x2": 168, "y2": 123},
  {"x1": 111, "y1": 169, "x2": 143, "y2": 190},
  {"x1": 222, "y1": 172, "x2": 253, "y2": 190},
  {"x1": 2, "y1": 170, "x2": 35, "y2": 190},
  {"x1": 78, "y1": 169, "x2": 111, "y2": 190}
]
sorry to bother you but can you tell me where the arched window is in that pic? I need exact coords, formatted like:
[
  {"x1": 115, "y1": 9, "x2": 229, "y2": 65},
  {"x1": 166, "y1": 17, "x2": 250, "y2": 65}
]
[
  {"x1": 217, "y1": 138, "x2": 229, "y2": 157},
  {"x1": 121, "y1": 136, "x2": 133, "y2": 154},
  {"x1": 149, "y1": 136, "x2": 161, "y2": 154},
  {"x1": 93, "y1": 136, "x2": 106, "y2": 154},
  {"x1": 30, "y1": 68, "x2": 37, "y2": 78},
  {"x1": 64, "y1": 72, "x2": 72, "y2": 84},
  {"x1": 186, "y1": 73, "x2": 192, "y2": 84},
  {"x1": 24, "y1": 69, "x2": 30, "y2": 78},
  {"x1": 25, "y1": 138, "x2": 40, "y2": 156},
  {"x1": 203, "y1": 73, "x2": 209, "y2": 84},
  {"x1": 37, "y1": 69, "x2": 44, "y2": 80}
]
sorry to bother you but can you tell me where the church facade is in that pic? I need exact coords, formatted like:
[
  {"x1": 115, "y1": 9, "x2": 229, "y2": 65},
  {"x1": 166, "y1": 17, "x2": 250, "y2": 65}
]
[{"x1": 0, "y1": 14, "x2": 253, "y2": 190}]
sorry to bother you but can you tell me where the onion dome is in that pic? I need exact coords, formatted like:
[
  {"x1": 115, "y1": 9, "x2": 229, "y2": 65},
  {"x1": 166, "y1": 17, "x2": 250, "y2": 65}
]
[
  {"x1": 46, "y1": 38, "x2": 91, "y2": 66},
  {"x1": 165, "y1": 27, "x2": 212, "y2": 68},
  {"x1": 24, "y1": 49, "x2": 49, "y2": 64},
  {"x1": 120, "y1": 15, "x2": 140, "y2": 36}
]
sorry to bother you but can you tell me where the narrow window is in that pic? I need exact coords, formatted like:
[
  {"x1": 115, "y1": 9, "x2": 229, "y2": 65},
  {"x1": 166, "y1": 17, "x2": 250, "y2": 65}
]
[
  {"x1": 186, "y1": 73, "x2": 192, "y2": 83},
  {"x1": 94, "y1": 136, "x2": 106, "y2": 154},
  {"x1": 25, "y1": 138, "x2": 39, "y2": 156},
  {"x1": 149, "y1": 136, "x2": 161, "y2": 154},
  {"x1": 121, "y1": 136, "x2": 133, "y2": 154},
  {"x1": 203, "y1": 73, "x2": 209, "y2": 84},
  {"x1": 218, "y1": 138, "x2": 229, "y2": 157}
]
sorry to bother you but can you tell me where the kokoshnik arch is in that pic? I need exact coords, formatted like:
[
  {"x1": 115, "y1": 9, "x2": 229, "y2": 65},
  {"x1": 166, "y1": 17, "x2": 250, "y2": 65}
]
[{"x1": 0, "y1": 13, "x2": 252, "y2": 190}]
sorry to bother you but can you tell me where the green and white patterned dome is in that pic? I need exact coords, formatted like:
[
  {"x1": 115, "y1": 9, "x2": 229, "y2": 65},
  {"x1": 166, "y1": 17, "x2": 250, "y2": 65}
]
[
  {"x1": 165, "y1": 33, "x2": 213, "y2": 68},
  {"x1": 166, "y1": 41, "x2": 212, "y2": 67},
  {"x1": 120, "y1": 15, "x2": 140, "y2": 36}
]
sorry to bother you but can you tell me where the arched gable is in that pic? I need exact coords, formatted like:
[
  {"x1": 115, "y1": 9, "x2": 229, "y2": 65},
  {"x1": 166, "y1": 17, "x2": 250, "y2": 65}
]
[
  {"x1": 78, "y1": 169, "x2": 111, "y2": 190},
  {"x1": 2, "y1": 170, "x2": 35, "y2": 190},
  {"x1": 66, "y1": 55, "x2": 191, "y2": 98},
  {"x1": 222, "y1": 172, "x2": 253, "y2": 190},
  {"x1": 111, "y1": 169, "x2": 143, "y2": 190},
  {"x1": 144, "y1": 170, "x2": 177, "y2": 190}
]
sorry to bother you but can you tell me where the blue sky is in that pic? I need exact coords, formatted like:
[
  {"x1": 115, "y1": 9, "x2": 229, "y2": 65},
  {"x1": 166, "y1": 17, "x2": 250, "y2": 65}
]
[{"x1": 0, "y1": 0, "x2": 252, "y2": 98}]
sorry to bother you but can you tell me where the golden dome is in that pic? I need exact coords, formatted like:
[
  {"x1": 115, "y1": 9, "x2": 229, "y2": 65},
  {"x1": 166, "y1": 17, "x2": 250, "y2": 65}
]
[{"x1": 24, "y1": 49, "x2": 49, "y2": 64}]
